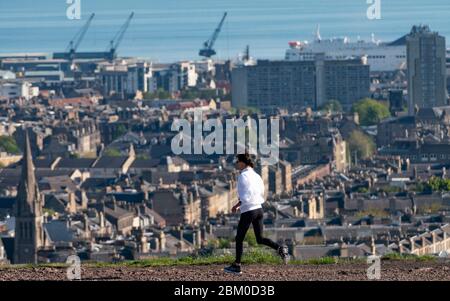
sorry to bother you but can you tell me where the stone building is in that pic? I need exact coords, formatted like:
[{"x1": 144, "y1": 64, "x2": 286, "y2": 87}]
[
  {"x1": 279, "y1": 160, "x2": 293, "y2": 195},
  {"x1": 300, "y1": 194, "x2": 325, "y2": 220},
  {"x1": 149, "y1": 186, "x2": 201, "y2": 226},
  {"x1": 281, "y1": 131, "x2": 347, "y2": 172},
  {"x1": 198, "y1": 180, "x2": 237, "y2": 219},
  {"x1": 398, "y1": 224, "x2": 450, "y2": 256},
  {"x1": 268, "y1": 165, "x2": 283, "y2": 196},
  {"x1": 42, "y1": 120, "x2": 101, "y2": 158}
]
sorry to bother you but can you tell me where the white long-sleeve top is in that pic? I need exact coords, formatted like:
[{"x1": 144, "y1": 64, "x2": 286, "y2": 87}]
[{"x1": 237, "y1": 167, "x2": 265, "y2": 213}]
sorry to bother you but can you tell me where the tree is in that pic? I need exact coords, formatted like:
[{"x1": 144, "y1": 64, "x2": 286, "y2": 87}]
[
  {"x1": 428, "y1": 177, "x2": 450, "y2": 192},
  {"x1": 112, "y1": 124, "x2": 127, "y2": 141},
  {"x1": 320, "y1": 100, "x2": 343, "y2": 112},
  {"x1": 180, "y1": 88, "x2": 217, "y2": 100},
  {"x1": 414, "y1": 182, "x2": 432, "y2": 194},
  {"x1": 104, "y1": 148, "x2": 122, "y2": 157},
  {"x1": 347, "y1": 130, "x2": 376, "y2": 161},
  {"x1": 0, "y1": 136, "x2": 20, "y2": 154},
  {"x1": 352, "y1": 98, "x2": 391, "y2": 126},
  {"x1": 180, "y1": 88, "x2": 231, "y2": 101},
  {"x1": 137, "y1": 154, "x2": 150, "y2": 160},
  {"x1": 238, "y1": 106, "x2": 261, "y2": 115},
  {"x1": 144, "y1": 89, "x2": 171, "y2": 100}
]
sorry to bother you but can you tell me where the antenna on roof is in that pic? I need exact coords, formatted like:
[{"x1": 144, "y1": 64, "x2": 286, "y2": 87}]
[{"x1": 315, "y1": 24, "x2": 322, "y2": 42}]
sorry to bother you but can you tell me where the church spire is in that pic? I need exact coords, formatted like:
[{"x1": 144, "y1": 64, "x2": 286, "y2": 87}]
[
  {"x1": 16, "y1": 131, "x2": 40, "y2": 215},
  {"x1": 14, "y1": 131, "x2": 44, "y2": 264}
]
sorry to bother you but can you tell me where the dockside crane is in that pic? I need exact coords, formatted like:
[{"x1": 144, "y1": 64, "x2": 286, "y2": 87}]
[
  {"x1": 199, "y1": 12, "x2": 227, "y2": 59},
  {"x1": 66, "y1": 13, "x2": 96, "y2": 61},
  {"x1": 107, "y1": 12, "x2": 135, "y2": 61}
]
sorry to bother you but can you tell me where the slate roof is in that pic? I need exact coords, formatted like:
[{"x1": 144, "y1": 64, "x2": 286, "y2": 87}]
[
  {"x1": 81, "y1": 178, "x2": 116, "y2": 190},
  {"x1": 0, "y1": 169, "x2": 73, "y2": 188},
  {"x1": 108, "y1": 192, "x2": 146, "y2": 203},
  {"x1": 150, "y1": 144, "x2": 172, "y2": 158},
  {"x1": 94, "y1": 156, "x2": 128, "y2": 168},
  {"x1": 104, "y1": 205, "x2": 134, "y2": 221},
  {"x1": 44, "y1": 220, "x2": 74, "y2": 243},
  {"x1": 416, "y1": 108, "x2": 440, "y2": 120},
  {"x1": 34, "y1": 158, "x2": 56, "y2": 169},
  {"x1": 130, "y1": 159, "x2": 159, "y2": 169},
  {"x1": 57, "y1": 158, "x2": 96, "y2": 169},
  {"x1": 39, "y1": 176, "x2": 78, "y2": 192},
  {"x1": 136, "y1": 205, "x2": 166, "y2": 227}
]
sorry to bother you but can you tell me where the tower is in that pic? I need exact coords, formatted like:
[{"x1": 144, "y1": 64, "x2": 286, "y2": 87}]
[
  {"x1": 14, "y1": 133, "x2": 44, "y2": 264},
  {"x1": 407, "y1": 25, "x2": 447, "y2": 115}
]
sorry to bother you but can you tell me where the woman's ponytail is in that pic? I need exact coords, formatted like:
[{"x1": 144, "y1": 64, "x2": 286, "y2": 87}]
[{"x1": 236, "y1": 153, "x2": 255, "y2": 168}]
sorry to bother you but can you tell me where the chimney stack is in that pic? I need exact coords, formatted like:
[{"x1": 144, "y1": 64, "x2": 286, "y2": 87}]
[
  {"x1": 371, "y1": 236, "x2": 376, "y2": 255},
  {"x1": 159, "y1": 231, "x2": 166, "y2": 252}
]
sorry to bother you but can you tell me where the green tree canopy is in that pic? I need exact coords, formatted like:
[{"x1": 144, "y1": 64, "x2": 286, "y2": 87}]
[
  {"x1": 428, "y1": 177, "x2": 450, "y2": 192},
  {"x1": 0, "y1": 136, "x2": 20, "y2": 154},
  {"x1": 112, "y1": 124, "x2": 127, "y2": 141},
  {"x1": 320, "y1": 100, "x2": 343, "y2": 112},
  {"x1": 144, "y1": 88, "x2": 172, "y2": 100},
  {"x1": 180, "y1": 88, "x2": 217, "y2": 100},
  {"x1": 104, "y1": 148, "x2": 122, "y2": 157},
  {"x1": 348, "y1": 130, "x2": 376, "y2": 161},
  {"x1": 238, "y1": 106, "x2": 261, "y2": 115},
  {"x1": 352, "y1": 98, "x2": 391, "y2": 126}
]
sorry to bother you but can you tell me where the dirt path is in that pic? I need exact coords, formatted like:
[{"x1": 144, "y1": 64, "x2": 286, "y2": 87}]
[{"x1": 1, "y1": 261, "x2": 449, "y2": 281}]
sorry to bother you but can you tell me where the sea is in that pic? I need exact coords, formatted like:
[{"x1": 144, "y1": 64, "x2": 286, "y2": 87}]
[{"x1": 0, "y1": 0, "x2": 449, "y2": 63}]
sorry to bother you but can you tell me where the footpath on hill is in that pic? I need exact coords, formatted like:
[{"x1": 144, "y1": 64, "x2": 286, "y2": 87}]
[{"x1": 1, "y1": 260, "x2": 450, "y2": 281}]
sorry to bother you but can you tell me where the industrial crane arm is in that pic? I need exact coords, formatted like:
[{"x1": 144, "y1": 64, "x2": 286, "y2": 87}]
[
  {"x1": 208, "y1": 12, "x2": 227, "y2": 49},
  {"x1": 109, "y1": 12, "x2": 135, "y2": 54},
  {"x1": 66, "y1": 13, "x2": 95, "y2": 53}
]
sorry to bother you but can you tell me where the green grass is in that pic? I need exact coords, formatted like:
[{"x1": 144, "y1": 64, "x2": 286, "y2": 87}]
[
  {"x1": 1, "y1": 251, "x2": 438, "y2": 269},
  {"x1": 91, "y1": 248, "x2": 283, "y2": 268},
  {"x1": 381, "y1": 253, "x2": 437, "y2": 262},
  {"x1": 85, "y1": 251, "x2": 345, "y2": 268},
  {"x1": 0, "y1": 262, "x2": 70, "y2": 269}
]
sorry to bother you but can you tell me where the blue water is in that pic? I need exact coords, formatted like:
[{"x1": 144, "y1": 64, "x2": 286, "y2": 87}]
[{"x1": 0, "y1": 0, "x2": 449, "y2": 62}]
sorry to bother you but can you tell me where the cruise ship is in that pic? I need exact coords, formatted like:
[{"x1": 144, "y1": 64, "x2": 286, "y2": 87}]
[{"x1": 285, "y1": 26, "x2": 407, "y2": 72}]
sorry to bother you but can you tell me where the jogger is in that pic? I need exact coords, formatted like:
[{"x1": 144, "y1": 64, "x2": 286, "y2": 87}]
[{"x1": 224, "y1": 153, "x2": 289, "y2": 275}]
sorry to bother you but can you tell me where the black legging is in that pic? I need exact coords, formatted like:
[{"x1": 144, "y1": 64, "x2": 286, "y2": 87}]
[{"x1": 235, "y1": 208, "x2": 280, "y2": 264}]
